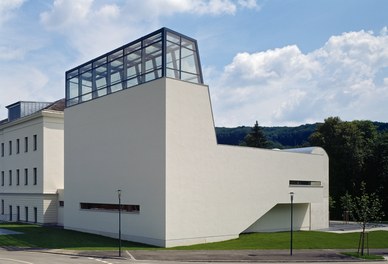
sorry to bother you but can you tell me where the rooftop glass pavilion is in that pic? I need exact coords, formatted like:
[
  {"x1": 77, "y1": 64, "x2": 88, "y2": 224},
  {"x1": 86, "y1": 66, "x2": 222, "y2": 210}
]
[{"x1": 65, "y1": 28, "x2": 203, "y2": 107}]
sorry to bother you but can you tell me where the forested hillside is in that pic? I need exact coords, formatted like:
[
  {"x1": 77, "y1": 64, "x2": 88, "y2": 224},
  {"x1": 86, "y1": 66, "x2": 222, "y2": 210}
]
[{"x1": 216, "y1": 122, "x2": 388, "y2": 149}]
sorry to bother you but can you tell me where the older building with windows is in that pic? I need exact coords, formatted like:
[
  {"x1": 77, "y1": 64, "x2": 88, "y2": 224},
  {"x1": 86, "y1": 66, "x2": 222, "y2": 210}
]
[
  {"x1": 63, "y1": 28, "x2": 329, "y2": 247},
  {"x1": 0, "y1": 100, "x2": 64, "y2": 225}
]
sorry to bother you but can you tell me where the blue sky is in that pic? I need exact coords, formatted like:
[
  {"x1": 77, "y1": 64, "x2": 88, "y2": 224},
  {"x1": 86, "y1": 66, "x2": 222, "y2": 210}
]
[{"x1": 1, "y1": 0, "x2": 388, "y2": 127}]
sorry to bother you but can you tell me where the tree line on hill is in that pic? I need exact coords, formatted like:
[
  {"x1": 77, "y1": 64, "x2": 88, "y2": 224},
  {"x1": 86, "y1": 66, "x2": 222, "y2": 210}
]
[{"x1": 215, "y1": 117, "x2": 388, "y2": 220}]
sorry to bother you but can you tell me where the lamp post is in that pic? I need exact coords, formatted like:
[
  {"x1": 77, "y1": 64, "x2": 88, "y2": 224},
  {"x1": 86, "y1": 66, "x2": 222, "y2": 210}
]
[
  {"x1": 117, "y1": 189, "x2": 122, "y2": 257},
  {"x1": 290, "y1": 191, "x2": 294, "y2": 256}
]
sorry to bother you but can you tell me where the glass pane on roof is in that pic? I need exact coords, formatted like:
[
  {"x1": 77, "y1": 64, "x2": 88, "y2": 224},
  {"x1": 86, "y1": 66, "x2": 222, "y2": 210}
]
[
  {"x1": 80, "y1": 63, "x2": 92, "y2": 73},
  {"x1": 181, "y1": 38, "x2": 195, "y2": 50},
  {"x1": 126, "y1": 50, "x2": 142, "y2": 63},
  {"x1": 145, "y1": 49, "x2": 162, "y2": 72},
  {"x1": 110, "y1": 58, "x2": 123, "y2": 68},
  {"x1": 111, "y1": 82, "x2": 123, "y2": 93},
  {"x1": 95, "y1": 79, "x2": 107, "y2": 89},
  {"x1": 126, "y1": 77, "x2": 141, "y2": 88},
  {"x1": 68, "y1": 77, "x2": 79, "y2": 98},
  {"x1": 95, "y1": 65, "x2": 107, "y2": 74},
  {"x1": 166, "y1": 32, "x2": 180, "y2": 44},
  {"x1": 145, "y1": 41, "x2": 162, "y2": 54},
  {"x1": 81, "y1": 71, "x2": 92, "y2": 98},
  {"x1": 97, "y1": 87, "x2": 107, "y2": 97},
  {"x1": 109, "y1": 50, "x2": 123, "y2": 61},
  {"x1": 67, "y1": 69, "x2": 78, "y2": 79},
  {"x1": 166, "y1": 42, "x2": 180, "y2": 70},
  {"x1": 93, "y1": 57, "x2": 107, "y2": 68},
  {"x1": 143, "y1": 32, "x2": 162, "y2": 46},
  {"x1": 127, "y1": 64, "x2": 141, "y2": 79},
  {"x1": 166, "y1": 68, "x2": 179, "y2": 79},
  {"x1": 110, "y1": 58, "x2": 123, "y2": 85},
  {"x1": 181, "y1": 48, "x2": 198, "y2": 74},
  {"x1": 145, "y1": 70, "x2": 161, "y2": 82},
  {"x1": 125, "y1": 41, "x2": 141, "y2": 54},
  {"x1": 181, "y1": 72, "x2": 200, "y2": 83}
]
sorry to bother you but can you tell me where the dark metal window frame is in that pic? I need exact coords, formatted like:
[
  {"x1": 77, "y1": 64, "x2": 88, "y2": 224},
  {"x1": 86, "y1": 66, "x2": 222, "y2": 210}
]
[{"x1": 65, "y1": 28, "x2": 203, "y2": 107}]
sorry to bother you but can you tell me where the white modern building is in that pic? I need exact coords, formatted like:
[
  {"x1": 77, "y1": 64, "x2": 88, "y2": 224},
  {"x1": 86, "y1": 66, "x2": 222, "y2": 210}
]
[
  {"x1": 63, "y1": 28, "x2": 329, "y2": 247},
  {"x1": 0, "y1": 100, "x2": 64, "y2": 225}
]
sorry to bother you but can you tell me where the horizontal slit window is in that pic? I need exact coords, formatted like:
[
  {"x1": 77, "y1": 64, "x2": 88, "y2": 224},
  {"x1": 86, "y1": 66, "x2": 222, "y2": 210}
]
[
  {"x1": 289, "y1": 180, "x2": 321, "y2": 186},
  {"x1": 80, "y1": 202, "x2": 140, "y2": 213}
]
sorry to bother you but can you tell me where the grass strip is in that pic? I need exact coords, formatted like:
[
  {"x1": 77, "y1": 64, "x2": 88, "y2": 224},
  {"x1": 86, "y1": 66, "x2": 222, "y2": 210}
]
[
  {"x1": 172, "y1": 231, "x2": 388, "y2": 250},
  {"x1": 0, "y1": 223, "x2": 152, "y2": 250},
  {"x1": 342, "y1": 252, "x2": 385, "y2": 260},
  {"x1": 1, "y1": 223, "x2": 388, "y2": 250}
]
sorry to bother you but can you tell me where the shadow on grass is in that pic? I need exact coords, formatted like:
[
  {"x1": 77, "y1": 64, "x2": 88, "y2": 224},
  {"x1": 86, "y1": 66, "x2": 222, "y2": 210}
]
[{"x1": 0, "y1": 223, "x2": 155, "y2": 250}]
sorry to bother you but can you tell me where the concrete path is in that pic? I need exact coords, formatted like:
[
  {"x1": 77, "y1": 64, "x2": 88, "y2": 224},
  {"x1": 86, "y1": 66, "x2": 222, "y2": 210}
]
[{"x1": 0, "y1": 228, "x2": 22, "y2": 235}]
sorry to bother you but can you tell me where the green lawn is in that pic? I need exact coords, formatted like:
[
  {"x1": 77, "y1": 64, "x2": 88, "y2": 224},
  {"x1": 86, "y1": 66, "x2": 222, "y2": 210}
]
[
  {"x1": 1, "y1": 223, "x2": 388, "y2": 250},
  {"x1": 0, "y1": 223, "x2": 152, "y2": 250},
  {"x1": 174, "y1": 231, "x2": 388, "y2": 250}
]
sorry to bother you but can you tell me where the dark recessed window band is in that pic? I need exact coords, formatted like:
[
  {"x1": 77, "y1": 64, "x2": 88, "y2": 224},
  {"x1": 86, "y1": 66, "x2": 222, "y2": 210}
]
[{"x1": 80, "y1": 202, "x2": 140, "y2": 213}]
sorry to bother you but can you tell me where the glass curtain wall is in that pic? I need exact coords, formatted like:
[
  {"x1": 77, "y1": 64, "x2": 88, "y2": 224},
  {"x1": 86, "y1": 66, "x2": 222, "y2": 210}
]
[{"x1": 65, "y1": 28, "x2": 203, "y2": 107}]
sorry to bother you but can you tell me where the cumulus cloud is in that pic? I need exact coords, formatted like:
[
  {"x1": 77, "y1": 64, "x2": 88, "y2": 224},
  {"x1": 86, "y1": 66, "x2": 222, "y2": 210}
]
[
  {"x1": 39, "y1": 0, "x2": 260, "y2": 62},
  {"x1": 211, "y1": 29, "x2": 388, "y2": 126},
  {"x1": 0, "y1": 0, "x2": 25, "y2": 26}
]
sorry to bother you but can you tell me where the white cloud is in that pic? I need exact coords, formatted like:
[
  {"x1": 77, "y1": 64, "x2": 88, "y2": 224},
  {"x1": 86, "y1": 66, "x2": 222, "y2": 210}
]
[
  {"x1": 0, "y1": 64, "x2": 52, "y2": 119},
  {"x1": 38, "y1": 0, "x2": 260, "y2": 62},
  {"x1": 0, "y1": 0, "x2": 25, "y2": 25},
  {"x1": 211, "y1": 29, "x2": 388, "y2": 126},
  {"x1": 238, "y1": 0, "x2": 260, "y2": 10},
  {"x1": 40, "y1": 0, "x2": 93, "y2": 30}
]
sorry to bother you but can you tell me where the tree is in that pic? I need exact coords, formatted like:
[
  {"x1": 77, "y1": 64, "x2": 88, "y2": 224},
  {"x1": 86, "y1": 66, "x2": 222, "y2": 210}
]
[
  {"x1": 340, "y1": 182, "x2": 384, "y2": 255},
  {"x1": 242, "y1": 121, "x2": 269, "y2": 148},
  {"x1": 309, "y1": 117, "x2": 378, "y2": 219},
  {"x1": 365, "y1": 132, "x2": 388, "y2": 214},
  {"x1": 340, "y1": 192, "x2": 352, "y2": 223}
]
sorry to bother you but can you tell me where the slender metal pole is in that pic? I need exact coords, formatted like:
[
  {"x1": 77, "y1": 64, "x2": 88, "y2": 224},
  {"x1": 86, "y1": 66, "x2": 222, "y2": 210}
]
[
  {"x1": 118, "y1": 189, "x2": 122, "y2": 257},
  {"x1": 290, "y1": 192, "x2": 294, "y2": 256}
]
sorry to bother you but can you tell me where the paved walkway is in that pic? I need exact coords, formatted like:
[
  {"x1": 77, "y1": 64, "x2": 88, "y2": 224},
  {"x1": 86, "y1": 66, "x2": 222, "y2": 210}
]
[
  {"x1": 0, "y1": 228, "x2": 22, "y2": 235},
  {"x1": 41, "y1": 248, "x2": 388, "y2": 262},
  {"x1": 320, "y1": 221, "x2": 388, "y2": 233}
]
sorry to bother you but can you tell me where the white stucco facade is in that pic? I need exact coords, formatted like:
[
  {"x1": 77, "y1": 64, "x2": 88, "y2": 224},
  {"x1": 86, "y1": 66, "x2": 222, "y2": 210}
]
[
  {"x1": 64, "y1": 77, "x2": 329, "y2": 247},
  {"x1": 0, "y1": 104, "x2": 64, "y2": 224}
]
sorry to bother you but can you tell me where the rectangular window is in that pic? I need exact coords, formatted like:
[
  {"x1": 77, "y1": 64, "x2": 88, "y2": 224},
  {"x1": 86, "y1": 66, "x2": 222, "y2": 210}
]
[
  {"x1": 17, "y1": 206, "x2": 20, "y2": 221},
  {"x1": 1, "y1": 200, "x2": 4, "y2": 215},
  {"x1": 16, "y1": 169, "x2": 20, "y2": 185},
  {"x1": 1, "y1": 143, "x2": 4, "y2": 157},
  {"x1": 24, "y1": 137, "x2": 28, "y2": 152},
  {"x1": 9, "y1": 170, "x2": 12, "y2": 186},
  {"x1": 34, "y1": 207, "x2": 37, "y2": 223},
  {"x1": 1, "y1": 171, "x2": 4, "y2": 186},
  {"x1": 289, "y1": 180, "x2": 322, "y2": 186},
  {"x1": 24, "y1": 169, "x2": 28, "y2": 185},
  {"x1": 59, "y1": 201, "x2": 64, "y2": 207},
  {"x1": 33, "y1": 135, "x2": 37, "y2": 151},
  {"x1": 9, "y1": 141, "x2": 12, "y2": 155},
  {"x1": 80, "y1": 202, "x2": 140, "y2": 213},
  {"x1": 16, "y1": 139, "x2": 20, "y2": 154},
  {"x1": 25, "y1": 207, "x2": 28, "y2": 222},
  {"x1": 33, "y1": 168, "x2": 37, "y2": 185},
  {"x1": 9, "y1": 205, "x2": 12, "y2": 221}
]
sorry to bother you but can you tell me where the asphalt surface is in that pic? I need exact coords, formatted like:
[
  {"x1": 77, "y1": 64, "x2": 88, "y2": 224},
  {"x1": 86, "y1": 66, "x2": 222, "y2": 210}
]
[
  {"x1": 74, "y1": 250, "x2": 374, "y2": 262},
  {"x1": 35, "y1": 248, "x2": 385, "y2": 262}
]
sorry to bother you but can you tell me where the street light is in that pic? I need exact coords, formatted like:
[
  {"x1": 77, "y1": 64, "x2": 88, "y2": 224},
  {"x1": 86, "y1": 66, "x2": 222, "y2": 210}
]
[
  {"x1": 117, "y1": 189, "x2": 122, "y2": 257},
  {"x1": 290, "y1": 191, "x2": 294, "y2": 256}
]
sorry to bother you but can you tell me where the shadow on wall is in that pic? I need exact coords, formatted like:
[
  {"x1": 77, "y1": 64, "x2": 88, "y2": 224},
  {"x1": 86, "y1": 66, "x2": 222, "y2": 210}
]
[{"x1": 243, "y1": 203, "x2": 310, "y2": 233}]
